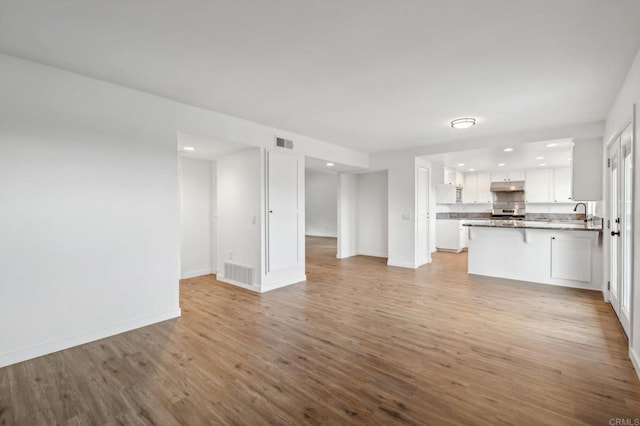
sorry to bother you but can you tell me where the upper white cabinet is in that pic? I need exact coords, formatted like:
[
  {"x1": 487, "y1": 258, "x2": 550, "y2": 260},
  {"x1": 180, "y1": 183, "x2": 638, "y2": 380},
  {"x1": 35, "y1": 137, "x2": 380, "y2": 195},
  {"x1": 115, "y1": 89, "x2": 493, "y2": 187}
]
[
  {"x1": 444, "y1": 167, "x2": 464, "y2": 186},
  {"x1": 463, "y1": 172, "x2": 492, "y2": 204},
  {"x1": 572, "y1": 139, "x2": 603, "y2": 201},
  {"x1": 491, "y1": 169, "x2": 525, "y2": 182},
  {"x1": 525, "y1": 169, "x2": 552, "y2": 202},
  {"x1": 553, "y1": 167, "x2": 572, "y2": 203}
]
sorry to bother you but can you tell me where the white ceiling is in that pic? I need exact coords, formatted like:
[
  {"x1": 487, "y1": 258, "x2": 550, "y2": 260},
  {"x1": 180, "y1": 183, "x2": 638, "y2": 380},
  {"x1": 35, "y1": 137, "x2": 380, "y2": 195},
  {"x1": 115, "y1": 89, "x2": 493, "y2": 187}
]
[
  {"x1": 1, "y1": 1, "x2": 639, "y2": 153},
  {"x1": 422, "y1": 139, "x2": 574, "y2": 173},
  {"x1": 305, "y1": 156, "x2": 363, "y2": 174}
]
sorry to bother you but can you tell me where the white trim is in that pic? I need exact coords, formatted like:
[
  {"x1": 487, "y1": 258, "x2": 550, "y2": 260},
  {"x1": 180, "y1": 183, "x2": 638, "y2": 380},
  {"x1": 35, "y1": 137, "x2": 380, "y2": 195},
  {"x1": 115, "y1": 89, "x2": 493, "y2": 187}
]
[
  {"x1": 357, "y1": 250, "x2": 388, "y2": 258},
  {"x1": 261, "y1": 275, "x2": 307, "y2": 293},
  {"x1": 305, "y1": 232, "x2": 338, "y2": 238},
  {"x1": 0, "y1": 308, "x2": 181, "y2": 369},
  {"x1": 216, "y1": 274, "x2": 260, "y2": 292},
  {"x1": 337, "y1": 250, "x2": 358, "y2": 259},
  {"x1": 387, "y1": 259, "x2": 419, "y2": 269},
  {"x1": 630, "y1": 347, "x2": 640, "y2": 380},
  {"x1": 181, "y1": 267, "x2": 216, "y2": 279}
]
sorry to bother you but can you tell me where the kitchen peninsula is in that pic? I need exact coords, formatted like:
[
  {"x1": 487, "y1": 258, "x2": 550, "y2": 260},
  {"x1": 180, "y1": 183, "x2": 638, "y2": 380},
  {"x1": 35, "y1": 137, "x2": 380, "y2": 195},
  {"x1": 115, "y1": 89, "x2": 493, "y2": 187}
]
[{"x1": 463, "y1": 219, "x2": 603, "y2": 290}]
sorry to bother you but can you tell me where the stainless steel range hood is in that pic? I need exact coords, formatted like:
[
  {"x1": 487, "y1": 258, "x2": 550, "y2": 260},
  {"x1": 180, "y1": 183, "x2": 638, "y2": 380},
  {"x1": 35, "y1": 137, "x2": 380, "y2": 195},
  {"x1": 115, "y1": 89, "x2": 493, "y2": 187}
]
[{"x1": 490, "y1": 180, "x2": 525, "y2": 192}]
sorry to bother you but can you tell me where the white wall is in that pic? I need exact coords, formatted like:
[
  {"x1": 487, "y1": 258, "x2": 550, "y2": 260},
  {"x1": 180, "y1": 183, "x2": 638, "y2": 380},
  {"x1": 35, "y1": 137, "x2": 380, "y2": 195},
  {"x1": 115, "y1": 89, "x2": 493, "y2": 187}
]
[
  {"x1": 0, "y1": 53, "x2": 181, "y2": 368},
  {"x1": 305, "y1": 170, "x2": 337, "y2": 237},
  {"x1": 337, "y1": 174, "x2": 359, "y2": 258},
  {"x1": 180, "y1": 157, "x2": 215, "y2": 278},
  {"x1": 216, "y1": 148, "x2": 262, "y2": 289},
  {"x1": 356, "y1": 171, "x2": 388, "y2": 257},
  {"x1": 603, "y1": 47, "x2": 640, "y2": 377}
]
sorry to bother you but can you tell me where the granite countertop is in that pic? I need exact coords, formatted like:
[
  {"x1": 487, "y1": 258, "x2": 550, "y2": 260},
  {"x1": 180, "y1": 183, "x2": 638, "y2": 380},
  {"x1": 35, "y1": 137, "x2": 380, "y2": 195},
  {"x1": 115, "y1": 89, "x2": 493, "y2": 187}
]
[{"x1": 461, "y1": 219, "x2": 603, "y2": 232}]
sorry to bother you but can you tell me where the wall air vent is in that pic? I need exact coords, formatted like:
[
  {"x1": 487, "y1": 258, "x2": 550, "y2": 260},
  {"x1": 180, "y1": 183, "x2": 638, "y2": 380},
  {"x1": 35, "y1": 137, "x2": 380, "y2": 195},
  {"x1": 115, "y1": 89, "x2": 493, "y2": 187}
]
[
  {"x1": 224, "y1": 262, "x2": 254, "y2": 286},
  {"x1": 275, "y1": 136, "x2": 294, "y2": 150}
]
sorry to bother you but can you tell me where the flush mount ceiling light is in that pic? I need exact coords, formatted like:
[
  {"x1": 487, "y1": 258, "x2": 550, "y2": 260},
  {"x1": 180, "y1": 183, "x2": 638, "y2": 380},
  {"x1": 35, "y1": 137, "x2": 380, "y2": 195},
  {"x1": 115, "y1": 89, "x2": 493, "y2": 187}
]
[
  {"x1": 503, "y1": 148, "x2": 514, "y2": 152},
  {"x1": 450, "y1": 118, "x2": 476, "y2": 129},
  {"x1": 498, "y1": 163, "x2": 506, "y2": 167},
  {"x1": 539, "y1": 163, "x2": 547, "y2": 166},
  {"x1": 536, "y1": 156, "x2": 544, "y2": 160},
  {"x1": 546, "y1": 143, "x2": 558, "y2": 148},
  {"x1": 326, "y1": 162, "x2": 335, "y2": 167},
  {"x1": 458, "y1": 163, "x2": 465, "y2": 166},
  {"x1": 183, "y1": 146, "x2": 195, "y2": 151}
]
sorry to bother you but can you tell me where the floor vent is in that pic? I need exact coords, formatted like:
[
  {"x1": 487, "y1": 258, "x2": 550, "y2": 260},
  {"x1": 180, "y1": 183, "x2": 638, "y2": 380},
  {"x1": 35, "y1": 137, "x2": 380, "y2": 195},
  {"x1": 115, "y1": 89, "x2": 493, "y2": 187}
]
[{"x1": 224, "y1": 262, "x2": 254, "y2": 286}]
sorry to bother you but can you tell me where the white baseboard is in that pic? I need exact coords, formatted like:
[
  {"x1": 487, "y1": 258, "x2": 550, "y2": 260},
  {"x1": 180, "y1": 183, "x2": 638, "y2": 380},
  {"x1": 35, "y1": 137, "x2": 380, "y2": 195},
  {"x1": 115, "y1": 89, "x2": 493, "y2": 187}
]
[
  {"x1": 305, "y1": 233, "x2": 337, "y2": 238},
  {"x1": 261, "y1": 275, "x2": 307, "y2": 293},
  {"x1": 630, "y1": 346, "x2": 640, "y2": 380},
  {"x1": 181, "y1": 267, "x2": 216, "y2": 279},
  {"x1": 387, "y1": 259, "x2": 419, "y2": 269},
  {"x1": 357, "y1": 250, "x2": 388, "y2": 258},
  {"x1": 216, "y1": 274, "x2": 260, "y2": 293},
  {"x1": 0, "y1": 308, "x2": 181, "y2": 369},
  {"x1": 337, "y1": 250, "x2": 358, "y2": 259}
]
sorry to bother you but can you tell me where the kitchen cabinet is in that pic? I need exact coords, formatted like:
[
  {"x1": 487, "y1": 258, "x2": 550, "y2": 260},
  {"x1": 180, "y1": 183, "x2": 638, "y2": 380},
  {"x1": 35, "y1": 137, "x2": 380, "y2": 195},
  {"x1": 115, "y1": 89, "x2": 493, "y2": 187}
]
[
  {"x1": 444, "y1": 168, "x2": 464, "y2": 186},
  {"x1": 463, "y1": 172, "x2": 492, "y2": 204},
  {"x1": 435, "y1": 184, "x2": 460, "y2": 204},
  {"x1": 436, "y1": 219, "x2": 467, "y2": 252},
  {"x1": 553, "y1": 167, "x2": 572, "y2": 203},
  {"x1": 572, "y1": 139, "x2": 603, "y2": 201},
  {"x1": 550, "y1": 236, "x2": 591, "y2": 282},
  {"x1": 491, "y1": 169, "x2": 525, "y2": 182},
  {"x1": 525, "y1": 169, "x2": 552, "y2": 202}
]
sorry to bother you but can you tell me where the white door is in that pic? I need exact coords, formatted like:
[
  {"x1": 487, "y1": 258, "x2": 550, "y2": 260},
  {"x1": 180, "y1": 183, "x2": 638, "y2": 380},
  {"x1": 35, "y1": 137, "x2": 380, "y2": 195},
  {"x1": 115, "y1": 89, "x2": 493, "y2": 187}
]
[
  {"x1": 417, "y1": 167, "x2": 430, "y2": 264},
  {"x1": 267, "y1": 151, "x2": 300, "y2": 273},
  {"x1": 608, "y1": 122, "x2": 633, "y2": 336}
]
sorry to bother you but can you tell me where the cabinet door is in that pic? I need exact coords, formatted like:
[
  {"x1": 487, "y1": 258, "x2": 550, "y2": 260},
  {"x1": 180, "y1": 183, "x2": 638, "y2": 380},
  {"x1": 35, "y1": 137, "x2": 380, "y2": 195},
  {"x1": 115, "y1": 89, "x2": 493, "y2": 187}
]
[
  {"x1": 553, "y1": 168, "x2": 572, "y2": 203},
  {"x1": 550, "y1": 236, "x2": 591, "y2": 282},
  {"x1": 436, "y1": 220, "x2": 461, "y2": 250},
  {"x1": 455, "y1": 171, "x2": 464, "y2": 186},
  {"x1": 508, "y1": 169, "x2": 525, "y2": 181},
  {"x1": 491, "y1": 171, "x2": 508, "y2": 182},
  {"x1": 463, "y1": 173, "x2": 477, "y2": 203},
  {"x1": 476, "y1": 172, "x2": 492, "y2": 203},
  {"x1": 444, "y1": 168, "x2": 456, "y2": 185},
  {"x1": 525, "y1": 169, "x2": 552, "y2": 202}
]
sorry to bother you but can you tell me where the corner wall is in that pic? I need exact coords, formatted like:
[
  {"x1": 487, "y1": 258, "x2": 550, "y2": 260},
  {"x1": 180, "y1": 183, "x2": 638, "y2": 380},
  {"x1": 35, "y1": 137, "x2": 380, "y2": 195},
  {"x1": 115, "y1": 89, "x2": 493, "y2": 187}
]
[
  {"x1": 0, "y1": 53, "x2": 181, "y2": 368},
  {"x1": 305, "y1": 170, "x2": 338, "y2": 237}
]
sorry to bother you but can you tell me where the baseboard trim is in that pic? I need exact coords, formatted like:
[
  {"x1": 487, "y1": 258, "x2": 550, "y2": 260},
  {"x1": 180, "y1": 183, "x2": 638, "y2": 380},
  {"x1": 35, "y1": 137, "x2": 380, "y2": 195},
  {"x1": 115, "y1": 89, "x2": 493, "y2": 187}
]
[
  {"x1": 337, "y1": 251, "x2": 358, "y2": 259},
  {"x1": 216, "y1": 274, "x2": 260, "y2": 293},
  {"x1": 181, "y1": 267, "x2": 216, "y2": 279},
  {"x1": 0, "y1": 308, "x2": 181, "y2": 369},
  {"x1": 630, "y1": 347, "x2": 640, "y2": 380},
  {"x1": 305, "y1": 233, "x2": 338, "y2": 238},
  {"x1": 387, "y1": 259, "x2": 419, "y2": 269},
  {"x1": 262, "y1": 275, "x2": 307, "y2": 293},
  {"x1": 357, "y1": 250, "x2": 388, "y2": 259}
]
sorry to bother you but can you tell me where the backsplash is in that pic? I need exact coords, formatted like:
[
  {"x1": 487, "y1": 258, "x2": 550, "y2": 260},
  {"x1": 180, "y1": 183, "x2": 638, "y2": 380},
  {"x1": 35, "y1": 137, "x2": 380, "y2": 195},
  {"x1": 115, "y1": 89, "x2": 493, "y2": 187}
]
[{"x1": 436, "y1": 212, "x2": 590, "y2": 221}]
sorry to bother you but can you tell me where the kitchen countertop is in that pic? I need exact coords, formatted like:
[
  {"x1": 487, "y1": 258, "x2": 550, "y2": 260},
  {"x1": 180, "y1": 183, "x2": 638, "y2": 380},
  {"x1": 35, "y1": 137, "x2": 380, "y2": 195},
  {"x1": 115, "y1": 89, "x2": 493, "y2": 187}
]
[{"x1": 461, "y1": 219, "x2": 603, "y2": 232}]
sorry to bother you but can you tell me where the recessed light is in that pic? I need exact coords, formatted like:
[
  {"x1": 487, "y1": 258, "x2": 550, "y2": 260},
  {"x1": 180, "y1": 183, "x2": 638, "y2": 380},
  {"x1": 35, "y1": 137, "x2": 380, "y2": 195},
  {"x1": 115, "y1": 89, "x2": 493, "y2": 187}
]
[
  {"x1": 451, "y1": 118, "x2": 476, "y2": 129},
  {"x1": 183, "y1": 146, "x2": 195, "y2": 151},
  {"x1": 468, "y1": 168, "x2": 475, "y2": 172},
  {"x1": 536, "y1": 156, "x2": 544, "y2": 160},
  {"x1": 546, "y1": 143, "x2": 557, "y2": 148},
  {"x1": 498, "y1": 163, "x2": 505, "y2": 167},
  {"x1": 539, "y1": 163, "x2": 547, "y2": 166},
  {"x1": 326, "y1": 162, "x2": 335, "y2": 167},
  {"x1": 503, "y1": 148, "x2": 514, "y2": 152},
  {"x1": 458, "y1": 163, "x2": 465, "y2": 167}
]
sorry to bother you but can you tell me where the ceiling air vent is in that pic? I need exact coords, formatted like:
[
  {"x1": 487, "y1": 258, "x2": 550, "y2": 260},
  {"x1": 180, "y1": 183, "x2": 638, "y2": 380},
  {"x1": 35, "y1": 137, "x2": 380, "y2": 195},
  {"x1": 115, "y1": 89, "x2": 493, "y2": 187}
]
[{"x1": 275, "y1": 136, "x2": 294, "y2": 150}]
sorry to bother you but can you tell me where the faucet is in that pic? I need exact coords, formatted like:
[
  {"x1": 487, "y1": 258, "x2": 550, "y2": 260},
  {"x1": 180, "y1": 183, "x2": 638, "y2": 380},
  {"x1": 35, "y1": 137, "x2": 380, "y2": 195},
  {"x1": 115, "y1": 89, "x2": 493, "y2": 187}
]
[{"x1": 573, "y1": 202, "x2": 588, "y2": 223}]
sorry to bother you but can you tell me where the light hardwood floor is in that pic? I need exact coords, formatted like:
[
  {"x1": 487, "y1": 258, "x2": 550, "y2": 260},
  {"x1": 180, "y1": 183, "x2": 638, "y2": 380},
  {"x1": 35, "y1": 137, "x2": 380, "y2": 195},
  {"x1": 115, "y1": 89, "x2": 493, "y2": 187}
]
[{"x1": 1, "y1": 236, "x2": 639, "y2": 425}]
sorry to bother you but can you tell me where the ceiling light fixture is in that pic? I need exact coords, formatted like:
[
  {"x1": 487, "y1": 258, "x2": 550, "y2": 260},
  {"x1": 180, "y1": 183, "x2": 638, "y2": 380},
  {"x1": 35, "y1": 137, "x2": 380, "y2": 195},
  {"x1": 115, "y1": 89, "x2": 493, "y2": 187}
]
[
  {"x1": 183, "y1": 146, "x2": 195, "y2": 151},
  {"x1": 458, "y1": 163, "x2": 465, "y2": 167},
  {"x1": 536, "y1": 156, "x2": 544, "y2": 160},
  {"x1": 503, "y1": 148, "x2": 514, "y2": 152},
  {"x1": 498, "y1": 163, "x2": 505, "y2": 167},
  {"x1": 468, "y1": 168, "x2": 475, "y2": 172},
  {"x1": 546, "y1": 143, "x2": 557, "y2": 148},
  {"x1": 451, "y1": 118, "x2": 476, "y2": 129},
  {"x1": 539, "y1": 163, "x2": 547, "y2": 166},
  {"x1": 326, "y1": 162, "x2": 335, "y2": 167}
]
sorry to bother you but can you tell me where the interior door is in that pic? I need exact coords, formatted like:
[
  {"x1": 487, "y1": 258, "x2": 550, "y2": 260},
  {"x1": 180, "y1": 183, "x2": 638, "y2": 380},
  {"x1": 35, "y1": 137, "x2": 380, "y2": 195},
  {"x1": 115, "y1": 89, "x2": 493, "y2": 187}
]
[
  {"x1": 267, "y1": 151, "x2": 300, "y2": 273},
  {"x1": 417, "y1": 167, "x2": 430, "y2": 264},
  {"x1": 608, "y1": 122, "x2": 633, "y2": 336}
]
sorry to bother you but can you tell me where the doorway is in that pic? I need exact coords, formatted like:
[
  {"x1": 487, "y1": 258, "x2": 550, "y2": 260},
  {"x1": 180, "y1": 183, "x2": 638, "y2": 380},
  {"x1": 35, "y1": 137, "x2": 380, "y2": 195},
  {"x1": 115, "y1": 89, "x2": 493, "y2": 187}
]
[{"x1": 607, "y1": 119, "x2": 634, "y2": 337}]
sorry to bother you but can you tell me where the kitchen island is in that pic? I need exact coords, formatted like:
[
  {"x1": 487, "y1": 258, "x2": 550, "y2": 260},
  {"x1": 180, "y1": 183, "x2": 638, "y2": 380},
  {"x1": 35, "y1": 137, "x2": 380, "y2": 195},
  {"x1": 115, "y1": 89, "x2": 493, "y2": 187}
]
[{"x1": 463, "y1": 219, "x2": 603, "y2": 290}]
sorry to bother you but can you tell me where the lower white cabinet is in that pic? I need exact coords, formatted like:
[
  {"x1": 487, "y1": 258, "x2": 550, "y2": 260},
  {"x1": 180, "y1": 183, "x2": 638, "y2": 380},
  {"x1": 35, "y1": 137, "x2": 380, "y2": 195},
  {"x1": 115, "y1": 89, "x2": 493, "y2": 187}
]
[
  {"x1": 436, "y1": 220, "x2": 467, "y2": 252},
  {"x1": 550, "y1": 236, "x2": 591, "y2": 282}
]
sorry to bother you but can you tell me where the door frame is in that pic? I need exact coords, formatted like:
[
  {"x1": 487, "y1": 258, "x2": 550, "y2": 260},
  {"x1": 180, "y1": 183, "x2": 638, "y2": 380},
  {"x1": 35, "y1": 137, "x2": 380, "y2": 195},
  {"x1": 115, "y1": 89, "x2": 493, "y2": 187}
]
[{"x1": 604, "y1": 105, "x2": 636, "y2": 341}]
